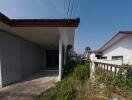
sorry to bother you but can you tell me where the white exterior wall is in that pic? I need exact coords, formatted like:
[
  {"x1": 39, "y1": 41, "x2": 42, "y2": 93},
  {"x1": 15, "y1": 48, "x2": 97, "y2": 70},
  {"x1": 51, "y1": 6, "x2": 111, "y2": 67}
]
[
  {"x1": 102, "y1": 35, "x2": 132, "y2": 65},
  {"x1": 0, "y1": 30, "x2": 44, "y2": 86},
  {"x1": 57, "y1": 27, "x2": 75, "y2": 47},
  {"x1": 21, "y1": 40, "x2": 44, "y2": 77}
]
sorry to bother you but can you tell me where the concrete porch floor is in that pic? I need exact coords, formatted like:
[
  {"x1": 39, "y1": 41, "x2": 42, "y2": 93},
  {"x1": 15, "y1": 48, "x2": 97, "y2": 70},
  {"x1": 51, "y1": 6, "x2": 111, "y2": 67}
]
[{"x1": 0, "y1": 71, "x2": 58, "y2": 100}]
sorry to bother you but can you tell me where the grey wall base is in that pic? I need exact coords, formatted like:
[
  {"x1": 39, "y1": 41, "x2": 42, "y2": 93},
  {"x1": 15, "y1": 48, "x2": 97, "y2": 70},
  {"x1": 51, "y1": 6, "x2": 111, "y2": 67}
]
[{"x1": 0, "y1": 30, "x2": 44, "y2": 86}]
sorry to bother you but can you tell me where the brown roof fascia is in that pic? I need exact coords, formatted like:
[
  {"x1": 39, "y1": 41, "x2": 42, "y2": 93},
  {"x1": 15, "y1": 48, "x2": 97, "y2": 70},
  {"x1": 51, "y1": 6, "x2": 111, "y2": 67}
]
[
  {"x1": 0, "y1": 13, "x2": 80, "y2": 27},
  {"x1": 0, "y1": 13, "x2": 11, "y2": 25},
  {"x1": 119, "y1": 31, "x2": 132, "y2": 34}
]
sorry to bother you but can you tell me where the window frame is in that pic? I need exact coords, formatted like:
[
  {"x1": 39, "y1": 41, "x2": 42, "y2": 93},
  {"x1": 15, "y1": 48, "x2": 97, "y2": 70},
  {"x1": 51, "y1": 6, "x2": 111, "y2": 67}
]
[
  {"x1": 112, "y1": 56, "x2": 123, "y2": 60},
  {"x1": 101, "y1": 56, "x2": 107, "y2": 59}
]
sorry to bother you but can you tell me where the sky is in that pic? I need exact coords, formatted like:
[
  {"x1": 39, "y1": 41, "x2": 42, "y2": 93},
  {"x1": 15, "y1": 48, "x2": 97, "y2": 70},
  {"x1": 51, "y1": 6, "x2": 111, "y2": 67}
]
[{"x1": 0, "y1": 0, "x2": 132, "y2": 53}]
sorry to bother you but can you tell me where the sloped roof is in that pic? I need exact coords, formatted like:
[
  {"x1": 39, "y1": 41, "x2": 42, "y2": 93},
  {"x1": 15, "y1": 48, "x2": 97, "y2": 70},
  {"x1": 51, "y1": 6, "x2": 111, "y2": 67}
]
[
  {"x1": 99, "y1": 31, "x2": 132, "y2": 51},
  {"x1": 0, "y1": 12, "x2": 80, "y2": 27}
]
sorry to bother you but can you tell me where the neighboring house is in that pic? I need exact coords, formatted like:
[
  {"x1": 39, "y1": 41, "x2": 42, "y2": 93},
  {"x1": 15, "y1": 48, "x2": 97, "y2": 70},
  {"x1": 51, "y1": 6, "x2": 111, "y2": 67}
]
[
  {"x1": 0, "y1": 13, "x2": 79, "y2": 87},
  {"x1": 98, "y1": 31, "x2": 132, "y2": 65}
]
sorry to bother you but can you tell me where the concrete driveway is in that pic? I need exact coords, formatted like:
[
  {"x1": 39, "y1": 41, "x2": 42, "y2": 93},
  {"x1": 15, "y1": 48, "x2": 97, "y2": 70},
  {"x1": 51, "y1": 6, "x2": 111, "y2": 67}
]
[{"x1": 0, "y1": 71, "x2": 58, "y2": 100}]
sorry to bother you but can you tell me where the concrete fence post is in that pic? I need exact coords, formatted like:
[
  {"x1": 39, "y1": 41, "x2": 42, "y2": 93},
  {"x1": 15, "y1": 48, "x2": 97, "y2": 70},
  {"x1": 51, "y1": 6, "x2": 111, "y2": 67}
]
[
  {"x1": 90, "y1": 61, "x2": 96, "y2": 78},
  {"x1": 90, "y1": 53, "x2": 97, "y2": 78}
]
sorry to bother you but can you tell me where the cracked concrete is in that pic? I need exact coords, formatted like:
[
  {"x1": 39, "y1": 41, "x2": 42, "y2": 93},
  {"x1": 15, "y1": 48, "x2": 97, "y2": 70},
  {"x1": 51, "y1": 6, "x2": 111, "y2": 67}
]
[{"x1": 0, "y1": 71, "x2": 58, "y2": 100}]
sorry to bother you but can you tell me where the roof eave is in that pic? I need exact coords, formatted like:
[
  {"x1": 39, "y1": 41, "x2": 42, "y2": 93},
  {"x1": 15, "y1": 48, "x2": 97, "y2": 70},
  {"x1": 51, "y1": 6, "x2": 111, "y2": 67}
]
[{"x1": 0, "y1": 13, "x2": 80, "y2": 27}]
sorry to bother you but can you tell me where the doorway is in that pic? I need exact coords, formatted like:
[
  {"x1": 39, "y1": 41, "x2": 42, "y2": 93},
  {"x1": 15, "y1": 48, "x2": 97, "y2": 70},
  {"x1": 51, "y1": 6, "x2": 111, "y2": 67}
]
[{"x1": 46, "y1": 50, "x2": 59, "y2": 70}]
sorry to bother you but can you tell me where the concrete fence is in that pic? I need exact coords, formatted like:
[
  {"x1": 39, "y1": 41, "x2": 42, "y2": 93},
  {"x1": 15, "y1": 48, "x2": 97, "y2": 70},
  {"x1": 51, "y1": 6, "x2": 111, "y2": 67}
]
[
  {"x1": 90, "y1": 60, "x2": 132, "y2": 78},
  {"x1": 94, "y1": 62, "x2": 120, "y2": 74},
  {"x1": 90, "y1": 53, "x2": 132, "y2": 78}
]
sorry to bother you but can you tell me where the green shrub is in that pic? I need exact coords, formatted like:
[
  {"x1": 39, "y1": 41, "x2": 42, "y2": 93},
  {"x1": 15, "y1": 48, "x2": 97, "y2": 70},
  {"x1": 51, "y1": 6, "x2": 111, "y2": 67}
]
[
  {"x1": 63, "y1": 60, "x2": 78, "y2": 76},
  {"x1": 37, "y1": 76, "x2": 81, "y2": 100},
  {"x1": 73, "y1": 64, "x2": 90, "y2": 81},
  {"x1": 112, "y1": 67, "x2": 126, "y2": 89},
  {"x1": 55, "y1": 77, "x2": 77, "y2": 100},
  {"x1": 95, "y1": 67, "x2": 114, "y2": 97},
  {"x1": 105, "y1": 72, "x2": 114, "y2": 85},
  {"x1": 95, "y1": 67, "x2": 106, "y2": 84},
  {"x1": 95, "y1": 67, "x2": 104, "y2": 76},
  {"x1": 94, "y1": 66, "x2": 132, "y2": 99},
  {"x1": 37, "y1": 61, "x2": 92, "y2": 100},
  {"x1": 112, "y1": 67, "x2": 132, "y2": 98},
  {"x1": 36, "y1": 88, "x2": 56, "y2": 100},
  {"x1": 80, "y1": 57, "x2": 86, "y2": 65},
  {"x1": 95, "y1": 67, "x2": 114, "y2": 84}
]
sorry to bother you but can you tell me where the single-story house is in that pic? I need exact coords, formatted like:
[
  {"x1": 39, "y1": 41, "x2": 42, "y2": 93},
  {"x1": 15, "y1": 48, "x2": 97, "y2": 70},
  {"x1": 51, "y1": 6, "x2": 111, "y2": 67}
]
[
  {"x1": 0, "y1": 13, "x2": 79, "y2": 87},
  {"x1": 98, "y1": 31, "x2": 132, "y2": 65}
]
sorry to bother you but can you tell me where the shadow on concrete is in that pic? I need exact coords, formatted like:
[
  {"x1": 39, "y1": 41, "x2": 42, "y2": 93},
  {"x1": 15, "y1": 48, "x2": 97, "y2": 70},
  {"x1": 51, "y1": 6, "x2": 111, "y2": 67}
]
[{"x1": 0, "y1": 70, "x2": 58, "y2": 100}]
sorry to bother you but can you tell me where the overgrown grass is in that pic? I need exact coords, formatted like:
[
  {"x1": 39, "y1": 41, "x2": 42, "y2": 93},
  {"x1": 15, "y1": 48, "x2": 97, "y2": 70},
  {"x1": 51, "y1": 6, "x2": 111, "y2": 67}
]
[
  {"x1": 36, "y1": 61, "x2": 105, "y2": 100},
  {"x1": 73, "y1": 64, "x2": 90, "y2": 81},
  {"x1": 36, "y1": 62, "x2": 132, "y2": 100},
  {"x1": 95, "y1": 66, "x2": 132, "y2": 99}
]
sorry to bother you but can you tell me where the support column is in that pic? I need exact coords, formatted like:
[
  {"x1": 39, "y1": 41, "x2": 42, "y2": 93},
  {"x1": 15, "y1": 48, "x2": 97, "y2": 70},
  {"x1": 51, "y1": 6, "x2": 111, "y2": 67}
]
[
  {"x1": 58, "y1": 37, "x2": 62, "y2": 81},
  {"x1": 0, "y1": 58, "x2": 2, "y2": 88}
]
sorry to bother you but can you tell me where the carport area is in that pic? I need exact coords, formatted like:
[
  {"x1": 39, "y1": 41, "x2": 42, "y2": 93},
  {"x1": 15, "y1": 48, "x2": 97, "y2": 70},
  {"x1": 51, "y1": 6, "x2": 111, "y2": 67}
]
[
  {"x1": 0, "y1": 13, "x2": 79, "y2": 88},
  {"x1": 0, "y1": 71, "x2": 58, "y2": 100},
  {"x1": 0, "y1": 23, "x2": 61, "y2": 87}
]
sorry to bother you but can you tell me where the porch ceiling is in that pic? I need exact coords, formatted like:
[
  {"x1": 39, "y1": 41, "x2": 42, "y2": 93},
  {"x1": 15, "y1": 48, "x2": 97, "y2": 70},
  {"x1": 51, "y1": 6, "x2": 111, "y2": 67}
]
[
  {"x1": 0, "y1": 22, "x2": 59, "y2": 47},
  {"x1": 0, "y1": 13, "x2": 79, "y2": 48}
]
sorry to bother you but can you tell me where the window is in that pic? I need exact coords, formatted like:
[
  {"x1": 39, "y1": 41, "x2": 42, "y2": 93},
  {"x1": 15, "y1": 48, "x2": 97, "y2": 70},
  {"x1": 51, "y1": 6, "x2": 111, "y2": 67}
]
[
  {"x1": 101, "y1": 56, "x2": 107, "y2": 59},
  {"x1": 112, "y1": 56, "x2": 123, "y2": 60}
]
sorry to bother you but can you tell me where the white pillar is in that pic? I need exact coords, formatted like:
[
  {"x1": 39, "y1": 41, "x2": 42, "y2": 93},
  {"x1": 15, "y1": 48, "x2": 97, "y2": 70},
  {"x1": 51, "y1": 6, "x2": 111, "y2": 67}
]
[
  {"x1": 58, "y1": 37, "x2": 62, "y2": 81},
  {"x1": 90, "y1": 53, "x2": 97, "y2": 78},
  {"x1": 90, "y1": 62, "x2": 95, "y2": 78}
]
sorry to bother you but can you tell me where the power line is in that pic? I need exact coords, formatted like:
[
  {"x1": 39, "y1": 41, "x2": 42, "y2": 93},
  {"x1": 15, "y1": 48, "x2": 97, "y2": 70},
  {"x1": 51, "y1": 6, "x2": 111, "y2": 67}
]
[
  {"x1": 64, "y1": 0, "x2": 77, "y2": 19},
  {"x1": 70, "y1": 0, "x2": 75, "y2": 19},
  {"x1": 73, "y1": 0, "x2": 77, "y2": 19},
  {"x1": 64, "y1": 0, "x2": 67, "y2": 19},
  {"x1": 67, "y1": 0, "x2": 72, "y2": 19}
]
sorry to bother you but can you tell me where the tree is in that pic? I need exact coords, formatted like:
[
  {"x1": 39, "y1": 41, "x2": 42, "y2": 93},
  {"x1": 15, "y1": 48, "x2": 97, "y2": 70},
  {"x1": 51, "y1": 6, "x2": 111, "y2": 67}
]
[
  {"x1": 66, "y1": 44, "x2": 72, "y2": 56},
  {"x1": 85, "y1": 46, "x2": 91, "y2": 60},
  {"x1": 85, "y1": 46, "x2": 91, "y2": 52}
]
